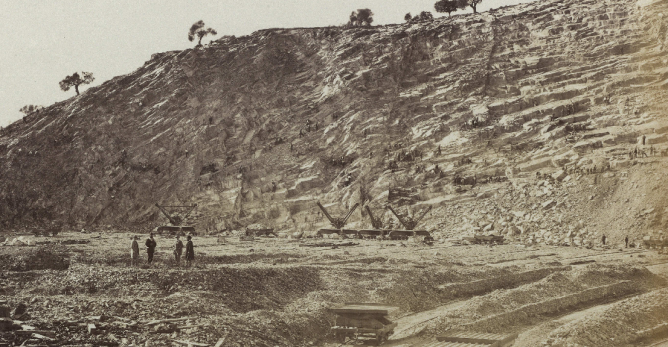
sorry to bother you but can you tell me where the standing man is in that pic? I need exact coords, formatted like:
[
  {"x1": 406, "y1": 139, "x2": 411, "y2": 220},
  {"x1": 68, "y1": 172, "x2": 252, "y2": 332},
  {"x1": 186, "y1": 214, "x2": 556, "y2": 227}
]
[
  {"x1": 601, "y1": 234, "x2": 607, "y2": 246},
  {"x1": 145, "y1": 233, "x2": 157, "y2": 264},
  {"x1": 174, "y1": 235, "x2": 184, "y2": 265},
  {"x1": 625, "y1": 235, "x2": 629, "y2": 248},
  {"x1": 185, "y1": 235, "x2": 195, "y2": 268},
  {"x1": 568, "y1": 229, "x2": 575, "y2": 247},
  {"x1": 130, "y1": 235, "x2": 139, "y2": 267}
]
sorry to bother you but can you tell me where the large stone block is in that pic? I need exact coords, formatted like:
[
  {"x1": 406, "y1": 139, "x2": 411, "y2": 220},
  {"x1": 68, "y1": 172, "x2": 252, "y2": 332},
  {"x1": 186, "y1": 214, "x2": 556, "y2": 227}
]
[
  {"x1": 611, "y1": 160, "x2": 632, "y2": 169},
  {"x1": 552, "y1": 150, "x2": 578, "y2": 167},
  {"x1": 518, "y1": 157, "x2": 554, "y2": 172},
  {"x1": 0, "y1": 301, "x2": 8, "y2": 318},
  {"x1": 573, "y1": 140, "x2": 603, "y2": 152},
  {"x1": 552, "y1": 170, "x2": 567, "y2": 181},
  {"x1": 646, "y1": 134, "x2": 668, "y2": 145}
]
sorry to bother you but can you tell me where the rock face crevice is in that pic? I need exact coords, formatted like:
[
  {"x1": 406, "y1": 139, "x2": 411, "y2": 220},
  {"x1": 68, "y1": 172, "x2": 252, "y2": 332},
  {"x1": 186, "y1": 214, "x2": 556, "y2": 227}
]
[{"x1": 1, "y1": 0, "x2": 667, "y2": 236}]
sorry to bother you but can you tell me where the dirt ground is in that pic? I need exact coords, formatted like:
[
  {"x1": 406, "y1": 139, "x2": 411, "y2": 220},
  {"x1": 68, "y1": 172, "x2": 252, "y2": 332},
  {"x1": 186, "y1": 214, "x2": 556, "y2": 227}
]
[{"x1": 1, "y1": 230, "x2": 668, "y2": 347}]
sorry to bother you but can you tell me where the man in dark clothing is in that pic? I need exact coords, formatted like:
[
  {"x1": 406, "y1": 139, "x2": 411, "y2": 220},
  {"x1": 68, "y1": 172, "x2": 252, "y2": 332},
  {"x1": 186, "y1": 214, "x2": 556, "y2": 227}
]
[
  {"x1": 146, "y1": 233, "x2": 157, "y2": 264},
  {"x1": 601, "y1": 234, "x2": 607, "y2": 246},
  {"x1": 174, "y1": 235, "x2": 184, "y2": 265},
  {"x1": 185, "y1": 235, "x2": 195, "y2": 267},
  {"x1": 625, "y1": 236, "x2": 629, "y2": 248}
]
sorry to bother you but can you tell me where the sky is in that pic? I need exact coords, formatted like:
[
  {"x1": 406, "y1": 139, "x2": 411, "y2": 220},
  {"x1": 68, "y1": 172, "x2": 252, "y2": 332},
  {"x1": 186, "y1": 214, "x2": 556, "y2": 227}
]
[{"x1": 0, "y1": 0, "x2": 536, "y2": 127}]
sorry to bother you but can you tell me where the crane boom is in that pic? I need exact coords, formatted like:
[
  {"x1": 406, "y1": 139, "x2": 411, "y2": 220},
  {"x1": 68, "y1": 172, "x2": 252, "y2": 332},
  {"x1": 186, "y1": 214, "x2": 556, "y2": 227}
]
[
  {"x1": 365, "y1": 205, "x2": 384, "y2": 229},
  {"x1": 182, "y1": 204, "x2": 198, "y2": 220},
  {"x1": 387, "y1": 205, "x2": 408, "y2": 229},
  {"x1": 316, "y1": 202, "x2": 336, "y2": 225},
  {"x1": 341, "y1": 203, "x2": 360, "y2": 225},
  {"x1": 414, "y1": 206, "x2": 432, "y2": 226},
  {"x1": 155, "y1": 203, "x2": 180, "y2": 225}
]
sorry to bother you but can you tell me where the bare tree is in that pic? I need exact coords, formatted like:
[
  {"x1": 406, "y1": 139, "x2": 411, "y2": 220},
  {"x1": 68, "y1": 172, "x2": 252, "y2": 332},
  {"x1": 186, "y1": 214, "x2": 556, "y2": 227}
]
[
  {"x1": 59, "y1": 72, "x2": 94, "y2": 96},
  {"x1": 188, "y1": 20, "x2": 217, "y2": 46},
  {"x1": 461, "y1": 0, "x2": 483, "y2": 14}
]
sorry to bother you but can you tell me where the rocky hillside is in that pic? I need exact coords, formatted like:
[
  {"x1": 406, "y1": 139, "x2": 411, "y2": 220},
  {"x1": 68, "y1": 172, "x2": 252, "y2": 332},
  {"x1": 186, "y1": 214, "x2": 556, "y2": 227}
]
[{"x1": 1, "y1": 0, "x2": 668, "y2": 243}]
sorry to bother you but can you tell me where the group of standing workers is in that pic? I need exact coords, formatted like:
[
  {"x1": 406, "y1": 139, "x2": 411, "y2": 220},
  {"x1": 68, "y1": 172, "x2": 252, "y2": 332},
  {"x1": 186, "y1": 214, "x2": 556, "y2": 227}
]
[{"x1": 130, "y1": 233, "x2": 195, "y2": 267}]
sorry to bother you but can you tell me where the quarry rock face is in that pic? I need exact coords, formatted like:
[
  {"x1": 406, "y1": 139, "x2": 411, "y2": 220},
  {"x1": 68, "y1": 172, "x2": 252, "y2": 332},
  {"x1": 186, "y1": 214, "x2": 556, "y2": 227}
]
[{"x1": 1, "y1": 0, "x2": 668, "y2": 238}]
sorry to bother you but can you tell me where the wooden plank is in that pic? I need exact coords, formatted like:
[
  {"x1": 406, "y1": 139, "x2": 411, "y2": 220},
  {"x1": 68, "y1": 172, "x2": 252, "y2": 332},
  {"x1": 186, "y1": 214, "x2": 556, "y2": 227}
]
[
  {"x1": 413, "y1": 230, "x2": 431, "y2": 236},
  {"x1": 436, "y1": 332, "x2": 518, "y2": 346},
  {"x1": 31, "y1": 333, "x2": 55, "y2": 341},
  {"x1": 173, "y1": 340, "x2": 209, "y2": 347},
  {"x1": 176, "y1": 324, "x2": 208, "y2": 330},
  {"x1": 14, "y1": 330, "x2": 56, "y2": 337},
  {"x1": 420, "y1": 341, "x2": 487, "y2": 347},
  {"x1": 330, "y1": 303, "x2": 398, "y2": 315},
  {"x1": 145, "y1": 317, "x2": 194, "y2": 326},
  {"x1": 490, "y1": 333, "x2": 518, "y2": 347},
  {"x1": 213, "y1": 331, "x2": 230, "y2": 347}
]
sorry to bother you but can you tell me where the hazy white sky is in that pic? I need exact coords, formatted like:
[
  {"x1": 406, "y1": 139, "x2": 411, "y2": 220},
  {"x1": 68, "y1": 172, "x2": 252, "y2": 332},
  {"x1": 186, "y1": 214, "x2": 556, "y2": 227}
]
[{"x1": 0, "y1": 0, "x2": 535, "y2": 127}]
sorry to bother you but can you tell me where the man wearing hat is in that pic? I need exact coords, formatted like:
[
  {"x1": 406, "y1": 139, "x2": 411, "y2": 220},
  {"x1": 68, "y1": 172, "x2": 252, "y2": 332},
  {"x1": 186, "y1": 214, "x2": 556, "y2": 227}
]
[
  {"x1": 145, "y1": 233, "x2": 157, "y2": 264},
  {"x1": 185, "y1": 235, "x2": 195, "y2": 267},
  {"x1": 130, "y1": 235, "x2": 139, "y2": 266}
]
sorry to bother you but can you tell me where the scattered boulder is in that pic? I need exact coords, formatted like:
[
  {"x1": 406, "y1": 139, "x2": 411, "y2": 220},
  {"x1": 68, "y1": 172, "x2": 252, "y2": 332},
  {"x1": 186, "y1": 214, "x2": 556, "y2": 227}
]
[
  {"x1": 11, "y1": 303, "x2": 27, "y2": 320},
  {"x1": 88, "y1": 323, "x2": 98, "y2": 335},
  {"x1": 153, "y1": 323, "x2": 176, "y2": 333},
  {"x1": 0, "y1": 301, "x2": 9, "y2": 318}
]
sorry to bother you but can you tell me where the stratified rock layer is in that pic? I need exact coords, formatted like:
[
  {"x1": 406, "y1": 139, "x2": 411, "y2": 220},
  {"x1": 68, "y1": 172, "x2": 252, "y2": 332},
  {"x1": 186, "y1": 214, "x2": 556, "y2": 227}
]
[{"x1": 1, "y1": 0, "x2": 667, "y2": 237}]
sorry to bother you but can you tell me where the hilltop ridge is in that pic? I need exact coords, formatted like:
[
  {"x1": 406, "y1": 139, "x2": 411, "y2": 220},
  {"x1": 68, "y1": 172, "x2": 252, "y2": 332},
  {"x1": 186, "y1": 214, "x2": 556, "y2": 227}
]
[{"x1": 2, "y1": 0, "x2": 668, "y2": 245}]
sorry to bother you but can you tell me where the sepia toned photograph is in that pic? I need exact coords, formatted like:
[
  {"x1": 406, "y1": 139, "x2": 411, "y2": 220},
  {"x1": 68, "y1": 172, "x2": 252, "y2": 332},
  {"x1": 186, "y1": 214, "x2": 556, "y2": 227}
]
[{"x1": 1, "y1": 0, "x2": 667, "y2": 345}]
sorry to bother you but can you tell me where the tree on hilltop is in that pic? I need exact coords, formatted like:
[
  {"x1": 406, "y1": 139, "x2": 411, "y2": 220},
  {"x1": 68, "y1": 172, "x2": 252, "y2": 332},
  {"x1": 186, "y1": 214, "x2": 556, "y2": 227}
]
[
  {"x1": 59, "y1": 72, "x2": 94, "y2": 96},
  {"x1": 19, "y1": 105, "x2": 44, "y2": 115},
  {"x1": 188, "y1": 20, "x2": 217, "y2": 46},
  {"x1": 349, "y1": 9, "x2": 374, "y2": 27},
  {"x1": 462, "y1": 0, "x2": 483, "y2": 13},
  {"x1": 435, "y1": 0, "x2": 459, "y2": 17},
  {"x1": 405, "y1": 13, "x2": 412, "y2": 22},
  {"x1": 418, "y1": 11, "x2": 434, "y2": 21}
]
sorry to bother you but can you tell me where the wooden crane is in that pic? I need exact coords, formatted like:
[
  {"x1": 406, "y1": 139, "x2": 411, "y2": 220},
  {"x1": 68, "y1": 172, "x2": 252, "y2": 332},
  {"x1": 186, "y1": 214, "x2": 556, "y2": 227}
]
[
  {"x1": 316, "y1": 201, "x2": 359, "y2": 229},
  {"x1": 387, "y1": 205, "x2": 432, "y2": 230}
]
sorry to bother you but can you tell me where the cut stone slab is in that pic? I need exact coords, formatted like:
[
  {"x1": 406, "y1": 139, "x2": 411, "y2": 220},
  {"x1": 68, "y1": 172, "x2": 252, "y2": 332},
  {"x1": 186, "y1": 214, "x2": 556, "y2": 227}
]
[
  {"x1": 87, "y1": 323, "x2": 98, "y2": 335},
  {"x1": 646, "y1": 134, "x2": 668, "y2": 145},
  {"x1": 542, "y1": 200, "x2": 557, "y2": 210},
  {"x1": 552, "y1": 170, "x2": 567, "y2": 181},
  {"x1": 518, "y1": 157, "x2": 554, "y2": 172}
]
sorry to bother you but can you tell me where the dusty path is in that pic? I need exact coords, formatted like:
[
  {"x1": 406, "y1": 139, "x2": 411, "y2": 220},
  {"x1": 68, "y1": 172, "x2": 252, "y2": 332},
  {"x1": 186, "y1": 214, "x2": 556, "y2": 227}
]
[
  {"x1": 513, "y1": 296, "x2": 625, "y2": 347},
  {"x1": 513, "y1": 285, "x2": 668, "y2": 347},
  {"x1": 389, "y1": 300, "x2": 468, "y2": 340},
  {"x1": 647, "y1": 262, "x2": 668, "y2": 277}
]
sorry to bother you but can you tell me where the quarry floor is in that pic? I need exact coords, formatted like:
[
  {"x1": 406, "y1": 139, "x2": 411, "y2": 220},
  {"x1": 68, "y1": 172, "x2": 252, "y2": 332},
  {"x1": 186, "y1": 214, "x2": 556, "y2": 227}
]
[{"x1": 2, "y1": 232, "x2": 668, "y2": 347}]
